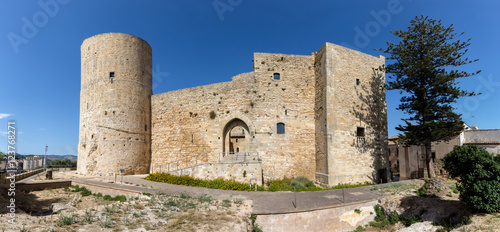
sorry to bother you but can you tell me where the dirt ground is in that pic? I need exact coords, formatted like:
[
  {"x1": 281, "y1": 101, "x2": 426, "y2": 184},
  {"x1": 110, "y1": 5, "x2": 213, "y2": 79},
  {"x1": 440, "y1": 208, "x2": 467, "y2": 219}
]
[
  {"x1": 1, "y1": 174, "x2": 499, "y2": 232},
  {"x1": 361, "y1": 178, "x2": 500, "y2": 232},
  {"x1": 0, "y1": 186, "x2": 252, "y2": 232}
]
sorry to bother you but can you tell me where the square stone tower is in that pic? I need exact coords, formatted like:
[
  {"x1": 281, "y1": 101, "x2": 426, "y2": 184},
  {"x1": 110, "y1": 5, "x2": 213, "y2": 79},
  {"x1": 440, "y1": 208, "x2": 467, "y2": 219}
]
[{"x1": 314, "y1": 43, "x2": 388, "y2": 185}]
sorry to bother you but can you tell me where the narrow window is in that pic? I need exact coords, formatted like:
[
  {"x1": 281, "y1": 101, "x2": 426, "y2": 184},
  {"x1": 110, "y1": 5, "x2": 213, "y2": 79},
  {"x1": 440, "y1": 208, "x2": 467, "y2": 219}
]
[
  {"x1": 285, "y1": 110, "x2": 288, "y2": 115},
  {"x1": 356, "y1": 127, "x2": 365, "y2": 144},
  {"x1": 273, "y1": 73, "x2": 280, "y2": 80},
  {"x1": 145, "y1": 125, "x2": 147, "y2": 131},
  {"x1": 356, "y1": 78, "x2": 360, "y2": 85},
  {"x1": 236, "y1": 139, "x2": 238, "y2": 143},
  {"x1": 110, "y1": 72, "x2": 115, "y2": 83},
  {"x1": 277, "y1": 123, "x2": 285, "y2": 134},
  {"x1": 356, "y1": 127, "x2": 365, "y2": 137}
]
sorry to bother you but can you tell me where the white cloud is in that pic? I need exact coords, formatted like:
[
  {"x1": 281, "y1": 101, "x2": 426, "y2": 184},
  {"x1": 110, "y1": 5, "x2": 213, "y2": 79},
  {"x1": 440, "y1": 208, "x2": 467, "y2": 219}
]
[
  {"x1": 0, "y1": 114, "x2": 12, "y2": 120},
  {"x1": 39, "y1": 128, "x2": 45, "y2": 131}
]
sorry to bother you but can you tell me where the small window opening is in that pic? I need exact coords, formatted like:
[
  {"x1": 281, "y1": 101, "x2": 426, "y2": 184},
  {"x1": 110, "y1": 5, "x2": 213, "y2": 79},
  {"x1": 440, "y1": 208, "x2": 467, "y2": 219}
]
[
  {"x1": 236, "y1": 139, "x2": 238, "y2": 143},
  {"x1": 356, "y1": 78, "x2": 360, "y2": 85},
  {"x1": 285, "y1": 110, "x2": 288, "y2": 115},
  {"x1": 110, "y1": 72, "x2": 115, "y2": 83},
  {"x1": 277, "y1": 123, "x2": 285, "y2": 134},
  {"x1": 236, "y1": 147, "x2": 240, "y2": 152},
  {"x1": 281, "y1": 57, "x2": 284, "y2": 61},
  {"x1": 145, "y1": 125, "x2": 147, "y2": 132},
  {"x1": 356, "y1": 127, "x2": 365, "y2": 137},
  {"x1": 273, "y1": 73, "x2": 280, "y2": 80}
]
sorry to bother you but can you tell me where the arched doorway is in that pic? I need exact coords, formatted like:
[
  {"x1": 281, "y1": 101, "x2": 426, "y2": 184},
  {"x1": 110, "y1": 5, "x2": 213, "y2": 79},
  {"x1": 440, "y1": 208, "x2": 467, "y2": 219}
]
[{"x1": 223, "y1": 119, "x2": 250, "y2": 155}]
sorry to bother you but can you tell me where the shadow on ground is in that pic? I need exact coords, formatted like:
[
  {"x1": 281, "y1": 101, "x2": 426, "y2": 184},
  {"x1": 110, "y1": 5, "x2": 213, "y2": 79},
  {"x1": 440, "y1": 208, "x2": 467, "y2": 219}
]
[{"x1": 0, "y1": 188, "x2": 64, "y2": 216}]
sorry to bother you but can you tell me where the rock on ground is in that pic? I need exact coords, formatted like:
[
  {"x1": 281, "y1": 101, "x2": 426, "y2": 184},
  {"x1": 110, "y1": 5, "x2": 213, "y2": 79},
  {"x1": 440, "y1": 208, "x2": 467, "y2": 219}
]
[{"x1": 396, "y1": 221, "x2": 437, "y2": 232}]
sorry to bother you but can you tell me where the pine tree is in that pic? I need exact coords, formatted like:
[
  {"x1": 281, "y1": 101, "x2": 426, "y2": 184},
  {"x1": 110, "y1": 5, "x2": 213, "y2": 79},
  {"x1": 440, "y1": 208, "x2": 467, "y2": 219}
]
[{"x1": 379, "y1": 16, "x2": 480, "y2": 178}]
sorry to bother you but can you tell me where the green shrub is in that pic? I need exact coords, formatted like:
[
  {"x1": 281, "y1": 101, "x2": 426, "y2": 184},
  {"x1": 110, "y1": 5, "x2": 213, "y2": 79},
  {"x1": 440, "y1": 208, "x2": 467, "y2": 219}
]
[
  {"x1": 387, "y1": 212, "x2": 400, "y2": 224},
  {"x1": 440, "y1": 212, "x2": 472, "y2": 231},
  {"x1": 354, "y1": 225, "x2": 364, "y2": 232},
  {"x1": 400, "y1": 215, "x2": 422, "y2": 227},
  {"x1": 101, "y1": 195, "x2": 126, "y2": 202},
  {"x1": 370, "y1": 204, "x2": 401, "y2": 228},
  {"x1": 103, "y1": 195, "x2": 113, "y2": 201},
  {"x1": 416, "y1": 184, "x2": 428, "y2": 197},
  {"x1": 56, "y1": 214, "x2": 76, "y2": 227},
  {"x1": 114, "y1": 195, "x2": 127, "y2": 202},
  {"x1": 442, "y1": 145, "x2": 500, "y2": 213},
  {"x1": 290, "y1": 176, "x2": 315, "y2": 190},
  {"x1": 330, "y1": 182, "x2": 372, "y2": 190},
  {"x1": 267, "y1": 177, "x2": 292, "y2": 192},
  {"x1": 146, "y1": 173, "x2": 368, "y2": 192},
  {"x1": 145, "y1": 173, "x2": 258, "y2": 191},
  {"x1": 79, "y1": 187, "x2": 91, "y2": 196},
  {"x1": 373, "y1": 205, "x2": 386, "y2": 222}
]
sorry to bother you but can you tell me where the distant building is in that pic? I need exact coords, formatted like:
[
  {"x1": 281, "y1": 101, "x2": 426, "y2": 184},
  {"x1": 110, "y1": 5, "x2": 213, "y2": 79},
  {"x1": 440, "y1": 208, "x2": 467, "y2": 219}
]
[
  {"x1": 23, "y1": 156, "x2": 45, "y2": 170},
  {"x1": 389, "y1": 125, "x2": 500, "y2": 180},
  {"x1": 462, "y1": 129, "x2": 500, "y2": 154}
]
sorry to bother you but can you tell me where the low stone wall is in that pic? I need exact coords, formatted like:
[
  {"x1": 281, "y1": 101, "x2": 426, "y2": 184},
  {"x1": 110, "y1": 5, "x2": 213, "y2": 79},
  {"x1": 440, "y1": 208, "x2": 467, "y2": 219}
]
[
  {"x1": 255, "y1": 200, "x2": 377, "y2": 232},
  {"x1": 170, "y1": 162, "x2": 263, "y2": 185},
  {"x1": 72, "y1": 181, "x2": 142, "y2": 198},
  {"x1": 3, "y1": 181, "x2": 72, "y2": 191}
]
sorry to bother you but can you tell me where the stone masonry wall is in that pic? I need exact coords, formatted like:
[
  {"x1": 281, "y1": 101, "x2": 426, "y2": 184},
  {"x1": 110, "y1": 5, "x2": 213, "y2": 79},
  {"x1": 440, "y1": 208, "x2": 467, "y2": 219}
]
[
  {"x1": 320, "y1": 43, "x2": 388, "y2": 185},
  {"x1": 77, "y1": 32, "x2": 390, "y2": 185},
  {"x1": 314, "y1": 45, "x2": 328, "y2": 184},
  {"x1": 168, "y1": 162, "x2": 263, "y2": 185},
  {"x1": 151, "y1": 53, "x2": 317, "y2": 181},
  {"x1": 78, "y1": 33, "x2": 152, "y2": 176}
]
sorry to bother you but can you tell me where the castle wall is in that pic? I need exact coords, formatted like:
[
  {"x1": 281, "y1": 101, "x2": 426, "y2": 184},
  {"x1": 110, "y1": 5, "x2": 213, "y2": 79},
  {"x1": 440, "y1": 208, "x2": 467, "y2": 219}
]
[
  {"x1": 76, "y1": 32, "x2": 390, "y2": 185},
  {"x1": 314, "y1": 45, "x2": 328, "y2": 184},
  {"x1": 151, "y1": 53, "x2": 317, "y2": 181},
  {"x1": 319, "y1": 43, "x2": 388, "y2": 185},
  {"x1": 78, "y1": 33, "x2": 152, "y2": 175}
]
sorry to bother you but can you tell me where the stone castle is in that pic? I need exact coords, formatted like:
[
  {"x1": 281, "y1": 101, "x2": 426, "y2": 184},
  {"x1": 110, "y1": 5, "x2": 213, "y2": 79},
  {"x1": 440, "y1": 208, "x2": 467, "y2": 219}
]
[{"x1": 77, "y1": 32, "x2": 389, "y2": 186}]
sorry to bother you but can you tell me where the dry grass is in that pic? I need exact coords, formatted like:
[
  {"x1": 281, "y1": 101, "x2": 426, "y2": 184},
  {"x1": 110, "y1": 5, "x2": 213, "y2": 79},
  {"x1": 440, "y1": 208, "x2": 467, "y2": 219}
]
[{"x1": 0, "y1": 188, "x2": 251, "y2": 231}]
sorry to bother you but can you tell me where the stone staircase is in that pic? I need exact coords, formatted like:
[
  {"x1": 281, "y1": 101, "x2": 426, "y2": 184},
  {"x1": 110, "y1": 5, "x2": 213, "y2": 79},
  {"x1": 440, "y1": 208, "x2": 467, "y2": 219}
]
[{"x1": 151, "y1": 152, "x2": 260, "y2": 174}]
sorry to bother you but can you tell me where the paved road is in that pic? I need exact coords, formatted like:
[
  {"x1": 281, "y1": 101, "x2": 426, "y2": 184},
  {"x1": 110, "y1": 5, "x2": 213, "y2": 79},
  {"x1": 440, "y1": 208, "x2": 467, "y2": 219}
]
[{"x1": 69, "y1": 175, "x2": 419, "y2": 214}]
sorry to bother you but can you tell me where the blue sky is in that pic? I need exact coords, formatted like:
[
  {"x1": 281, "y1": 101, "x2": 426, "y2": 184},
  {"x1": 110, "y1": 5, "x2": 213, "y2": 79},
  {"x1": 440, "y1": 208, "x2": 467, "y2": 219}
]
[{"x1": 1, "y1": 0, "x2": 499, "y2": 155}]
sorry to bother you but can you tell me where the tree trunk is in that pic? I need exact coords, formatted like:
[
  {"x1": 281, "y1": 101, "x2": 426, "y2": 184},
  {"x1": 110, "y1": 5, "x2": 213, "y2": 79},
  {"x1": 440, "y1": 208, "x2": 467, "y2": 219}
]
[{"x1": 425, "y1": 142, "x2": 435, "y2": 178}]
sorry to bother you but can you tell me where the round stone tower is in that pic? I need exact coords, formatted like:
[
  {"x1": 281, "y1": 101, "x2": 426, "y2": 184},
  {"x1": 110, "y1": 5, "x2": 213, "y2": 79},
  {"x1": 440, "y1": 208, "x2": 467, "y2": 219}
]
[{"x1": 77, "y1": 33, "x2": 152, "y2": 175}]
